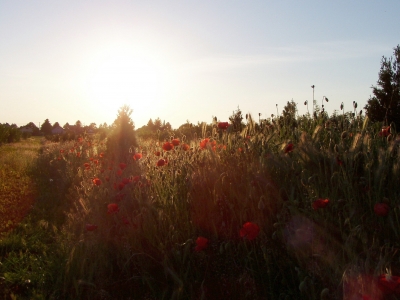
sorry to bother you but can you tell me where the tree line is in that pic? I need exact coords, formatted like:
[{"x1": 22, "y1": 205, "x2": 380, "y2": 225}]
[{"x1": 1, "y1": 44, "x2": 399, "y2": 145}]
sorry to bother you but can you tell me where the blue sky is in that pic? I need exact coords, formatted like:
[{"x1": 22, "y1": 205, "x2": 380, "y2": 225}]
[{"x1": 0, "y1": 0, "x2": 399, "y2": 129}]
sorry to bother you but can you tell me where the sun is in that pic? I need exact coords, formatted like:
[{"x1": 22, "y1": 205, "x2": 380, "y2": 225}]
[{"x1": 85, "y1": 48, "x2": 166, "y2": 119}]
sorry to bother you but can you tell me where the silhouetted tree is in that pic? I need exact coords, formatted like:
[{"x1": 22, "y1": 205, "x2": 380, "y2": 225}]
[
  {"x1": 364, "y1": 45, "x2": 400, "y2": 128},
  {"x1": 154, "y1": 118, "x2": 162, "y2": 130},
  {"x1": 147, "y1": 119, "x2": 155, "y2": 130},
  {"x1": 229, "y1": 107, "x2": 244, "y2": 132},
  {"x1": 41, "y1": 119, "x2": 52, "y2": 135},
  {"x1": 98, "y1": 123, "x2": 109, "y2": 140},
  {"x1": 107, "y1": 105, "x2": 138, "y2": 161},
  {"x1": 164, "y1": 122, "x2": 172, "y2": 131}
]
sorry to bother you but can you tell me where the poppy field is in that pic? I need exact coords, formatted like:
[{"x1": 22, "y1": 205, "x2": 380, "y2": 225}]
[{"x1": 2, "y1": 109, "x2": 400, "y2": 299}]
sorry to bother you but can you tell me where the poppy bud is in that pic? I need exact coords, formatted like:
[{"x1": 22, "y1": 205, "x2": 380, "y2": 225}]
[
  {"x1": 312, "y1": 198, "x2": 329, "y2": 210},
  {"x1": 374, "y1": 203, "x2": 389, "y2": 216},
  {"x1": 85, "y1": 224, "x2": 98, "y2": 231},
  {"x1": 107, "y1": 203, "x2": 119, "y2": 214},
  {"x1": 240, "y1": 222, "x2": 260, "y2": 240},
  {"x1": 194, "y1": 237, "x2": 209, "y2": 252}
]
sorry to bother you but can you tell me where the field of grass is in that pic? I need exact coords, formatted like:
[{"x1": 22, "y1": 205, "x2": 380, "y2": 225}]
[
  {"x1": 0, "y1": 138, "x2": 41, "y2": 234},
  {"x1": 1, "y1": 113, "x2": 400, "y2": 299}
]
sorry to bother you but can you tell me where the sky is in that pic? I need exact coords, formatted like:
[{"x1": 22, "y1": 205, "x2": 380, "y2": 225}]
[{"x1": 1, "y1": 0, "x2": 399, "y2": 129}]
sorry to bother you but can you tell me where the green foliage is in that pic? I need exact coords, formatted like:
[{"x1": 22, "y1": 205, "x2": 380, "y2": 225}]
[
  {"x1": 175, "y1": 121, "x2": 204, "y2": 140},
  {"x1": 136, "y1": 118, "x2": 175, "y2": 141},
  {"x1": 365, "y1": 44, "x2": 400, "y2": 128},
  {"x1": 0, "y1": 124, "x2": 22, "y2": 144}
]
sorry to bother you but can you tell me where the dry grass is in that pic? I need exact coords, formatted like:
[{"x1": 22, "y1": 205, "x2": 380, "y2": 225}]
[{"x1": 0, "y1": 138, "x2": 41, "y2": 234}]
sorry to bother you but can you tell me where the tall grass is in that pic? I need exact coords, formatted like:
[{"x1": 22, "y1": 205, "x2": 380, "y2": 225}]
[
  {"x1": 2, "y1": 113, "x2": 400, "y2": 299},
  {"x1": 0, "y1": 138, "x2": 41, "y2": 234}
]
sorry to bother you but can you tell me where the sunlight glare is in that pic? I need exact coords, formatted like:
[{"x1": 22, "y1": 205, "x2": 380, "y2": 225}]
[{"x1": 86, "y1": 50, "x2": 165, "y2": 119}]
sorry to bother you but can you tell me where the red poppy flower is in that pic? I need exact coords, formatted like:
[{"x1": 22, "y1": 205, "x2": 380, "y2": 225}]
[
  {"x1": 377, "y1": 274, "x2": 400, "y2": 296},
  {"x1": 171, "y1": 138, "x2": 180, "y2": 146},
  {"x1": 312, "y1": 198, "x2": 329, "y2": 210},
  {"x1": 133, "y1": 153, "x2": 142, "y2": 160},
  {"x1": 162, "y1": 142, "x2": 174, "y2": 151},
  {"x1": 195, "y1": 236, "x2": 209, "y2": 252},
  {"x1": 240, "y1": 222, "x2": 260, "y2": 241},
  {"x1": 116, "y1": 169, "x2": 123, "y2": 177},
  {"x1": 132, "y1": 176, "x2": 140, "y2": 183},
  {"x1": 118, "y1": 182, "x2": 125, "y2": 190},
  {"x1": 181, "y1": 143, "x2": 190, "y2": 151},
  {"x1": 374, "y1": 203, "x2": 389, "y2": 216},
  {"x1": 379, "y1": 126, "x2": 390, "y2": 137},
  {"x1": 155, "y1": 151, "x2": 161, "y2": 156},
  {"x1": 85, "y1": 224, "x2": 98, "y2": 231},
  {"x1": 77, "y1": 137, "x2": 83, "y2": 143},
  {"x1": 157, "y1": 159, "x2": 167, "y2": 167},
  {"x1": 107, "y1": 203, "x2": 119, "y2": 214},
  {"x1": 217, "y1": 144, "x2": 227, "y2": 150},
  {"x1": 83, "y1": 163, "x2": 90, "y2": 170},
  {"x1": 60, "y1": 149, "x2": 64, "y2": 153},
  {"x1": 119, "y1": 163, "x2": 127, "y2": 170},
  {"x1": 122, "y1": 177, "x2": 130, "y2": 184},
  {"x1": 218, "y1": 122, "x2": 229, "y2": 130},
  {"x1": 200, "y1": 138, "x2": 209, "y2": 149},
  {"x1": 284, "y1": 143, "x2": 294, "y2": 153},
  {"x1": 92, "y1": 178, "x2": 102, "y2": 186},
  {"x1": 93, "y1": 160, "x2": 99, "y2": 164},
  {"x1": 76, "y1": 152, "x2": 81, "y2": 158},
  {"x1": 200, "y1": 138, "x2": 216, "y2": 149},
  {"x1": 99, "y1": 152, "x2": 104, "y2": 158},
  {"x1": 105, "y1": 176, "x2": 110, "y2": 182}
]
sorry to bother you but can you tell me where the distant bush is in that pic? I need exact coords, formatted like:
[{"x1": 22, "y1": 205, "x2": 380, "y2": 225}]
[{"x1": 0, "y1": 124, "x2": 21, "y2": 144}]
